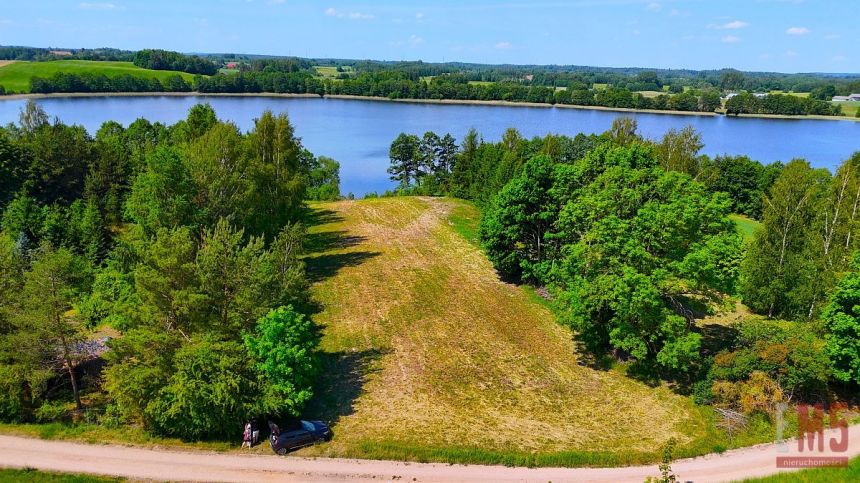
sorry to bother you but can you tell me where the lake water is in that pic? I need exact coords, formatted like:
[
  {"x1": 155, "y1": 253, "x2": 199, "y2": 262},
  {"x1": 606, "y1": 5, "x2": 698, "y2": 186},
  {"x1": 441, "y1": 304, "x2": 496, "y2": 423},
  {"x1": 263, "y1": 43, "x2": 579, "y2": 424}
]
[{"x1": 0, "y1": 95, "x2": 858, "y2": 196}]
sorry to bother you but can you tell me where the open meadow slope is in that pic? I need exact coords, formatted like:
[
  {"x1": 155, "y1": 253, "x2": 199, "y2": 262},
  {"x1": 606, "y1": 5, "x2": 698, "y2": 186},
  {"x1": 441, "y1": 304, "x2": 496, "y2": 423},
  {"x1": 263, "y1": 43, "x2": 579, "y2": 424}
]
[
  {"x1": 0, "y1": 60, "x2": 196, "y2": 93},
  {"x1": 299, "y1": 196, "x2": 712, "y2": 463}
]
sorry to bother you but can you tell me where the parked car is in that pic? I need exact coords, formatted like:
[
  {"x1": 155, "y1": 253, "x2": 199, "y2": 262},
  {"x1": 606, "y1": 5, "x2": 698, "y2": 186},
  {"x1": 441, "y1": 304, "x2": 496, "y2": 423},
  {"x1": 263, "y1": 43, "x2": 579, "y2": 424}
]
[{"x1": 268, "y1": 420, "x2": 332, "y2": 455}]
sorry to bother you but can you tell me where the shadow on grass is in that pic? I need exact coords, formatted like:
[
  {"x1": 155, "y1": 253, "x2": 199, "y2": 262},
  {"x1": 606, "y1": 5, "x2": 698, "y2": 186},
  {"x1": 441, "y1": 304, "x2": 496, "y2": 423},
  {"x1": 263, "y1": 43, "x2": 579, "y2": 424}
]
[
  {"x1": 302, "y1": 207, "x2": 344, "y2": 228},
  {"x1": 305, "y1": 251, "x2": 381, "y2": 283},
  {"x1": 305, "y1": 230, "x2": 366, "y2": 254},
  {"x1": 301, "y1": 206, "x2": 380, "y2": 283},
  {"x1": 305, "y1": 349, "x2": 388, "y2": 426}
]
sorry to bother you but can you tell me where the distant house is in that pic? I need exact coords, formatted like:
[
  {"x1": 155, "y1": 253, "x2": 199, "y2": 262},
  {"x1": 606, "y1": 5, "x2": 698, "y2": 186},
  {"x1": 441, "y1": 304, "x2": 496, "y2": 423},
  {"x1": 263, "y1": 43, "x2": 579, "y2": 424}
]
[
  {"x1": 832, "y1": 94, "x2": 860, "y2": 102},
  {"x1": 225, "y1": 62, "x2": 239, "y2": 69},
  {"x1": 49, "y1": 50, "x2": 73, "y2": 56},
  {"x1": 723, "y1": 92, "x2": 768, "y2": 100}
]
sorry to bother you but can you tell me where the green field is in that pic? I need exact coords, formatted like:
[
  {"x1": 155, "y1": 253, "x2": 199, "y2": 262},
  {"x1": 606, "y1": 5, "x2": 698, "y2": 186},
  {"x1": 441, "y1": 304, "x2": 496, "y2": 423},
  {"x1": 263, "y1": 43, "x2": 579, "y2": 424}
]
[
  {"x1": 314, "y1": 65, "x2": 353, "y2": 79},
  {"x1": 834, "y1": 101, "x2": 860, "y2": 117},
  {"x1": 730, "y1": 214, "x2": 761, "y2": 242},
  {"x1": 769, "y1": 90, "x2": 810, "y2": 98},
  {"x1": 0, "y1": 60, "x2": 196, "y2": 93}
]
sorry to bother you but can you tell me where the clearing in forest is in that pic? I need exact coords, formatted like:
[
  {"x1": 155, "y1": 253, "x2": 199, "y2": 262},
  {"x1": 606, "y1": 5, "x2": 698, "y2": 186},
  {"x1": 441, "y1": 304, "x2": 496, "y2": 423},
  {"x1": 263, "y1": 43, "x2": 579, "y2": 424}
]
[{"x1": 300, "y1": 196, "x2": 712, "y2": 464}]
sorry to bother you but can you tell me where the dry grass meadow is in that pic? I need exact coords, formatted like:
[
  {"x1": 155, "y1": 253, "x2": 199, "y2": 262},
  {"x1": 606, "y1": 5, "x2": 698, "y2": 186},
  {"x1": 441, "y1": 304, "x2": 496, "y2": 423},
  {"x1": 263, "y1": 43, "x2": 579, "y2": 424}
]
[{"x1": 297, "y1": 196, "x2": 719, "y2": 464}]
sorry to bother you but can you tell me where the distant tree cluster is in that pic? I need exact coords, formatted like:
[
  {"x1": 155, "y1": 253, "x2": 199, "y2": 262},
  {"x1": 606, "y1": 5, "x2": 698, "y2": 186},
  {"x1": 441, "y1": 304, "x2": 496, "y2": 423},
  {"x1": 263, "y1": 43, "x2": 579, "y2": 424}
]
[
  {"x1": 133, "y1": 49, "x2": 218, "y2": 75},
  {"x1": 725, "y1": 92, "x2": 842, "y2": 116},
  {"x1": 0, "y1": 102, "x2": 339, "y2": 437},
  {"x1": 30, "y1": 73, "x2": 192, "y2": 94},
  {"x1": 196, "y1": 71, "x2": 324, "y2": 95},
  {"x1": 0, "y1": 46, "x2": 135, "y2": 62}
]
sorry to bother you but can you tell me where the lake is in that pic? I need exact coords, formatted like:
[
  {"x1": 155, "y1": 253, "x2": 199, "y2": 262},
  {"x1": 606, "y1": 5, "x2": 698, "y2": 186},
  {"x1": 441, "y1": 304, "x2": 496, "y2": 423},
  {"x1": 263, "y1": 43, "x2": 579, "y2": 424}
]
[{"x1": 0, "y1": 95, "x2": 858, "y2": 196}]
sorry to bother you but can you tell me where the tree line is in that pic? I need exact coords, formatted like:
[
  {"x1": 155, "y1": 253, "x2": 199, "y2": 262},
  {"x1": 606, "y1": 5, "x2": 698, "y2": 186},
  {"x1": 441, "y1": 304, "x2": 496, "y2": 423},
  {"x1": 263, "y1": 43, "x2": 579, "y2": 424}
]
[
  {"x1": 0, "y1": 46, "x2": 135, "y2": 62},
  {"x1": 29, "y1": 72, "x2": 193, "y2": 94},
  {"x1": 20, "y1": 68, "x2": 844, "y2": 117},
  {"x1": 386, "y1": 120, "x2": 859, "y2": 413},
  {"x1": 0, "y1": 102, "x2": 339, "y2": 438},
  {"x1": 726, "y1": 92, "x2": 843, "y2": 116},
  {"x1": 133, "y1": 49, "x2": 218, "y2": 75}
]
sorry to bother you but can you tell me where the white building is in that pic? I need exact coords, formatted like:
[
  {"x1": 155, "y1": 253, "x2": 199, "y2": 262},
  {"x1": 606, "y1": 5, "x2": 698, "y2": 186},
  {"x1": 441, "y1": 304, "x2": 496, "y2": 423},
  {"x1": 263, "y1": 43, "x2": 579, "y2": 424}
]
[{"x1": 832, "y1": 94, "x2": 860, "y2": 102}]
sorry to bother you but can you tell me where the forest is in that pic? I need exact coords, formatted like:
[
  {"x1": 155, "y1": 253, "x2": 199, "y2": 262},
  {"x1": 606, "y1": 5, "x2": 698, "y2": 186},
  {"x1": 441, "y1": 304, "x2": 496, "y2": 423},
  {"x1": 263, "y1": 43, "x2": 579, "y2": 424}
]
[
  {"x1": 384, "y1": 120, "x2": 860, "y2": 412},
  {"x1": 0, "y1": 102, "x2": 339, "y2": 438}
]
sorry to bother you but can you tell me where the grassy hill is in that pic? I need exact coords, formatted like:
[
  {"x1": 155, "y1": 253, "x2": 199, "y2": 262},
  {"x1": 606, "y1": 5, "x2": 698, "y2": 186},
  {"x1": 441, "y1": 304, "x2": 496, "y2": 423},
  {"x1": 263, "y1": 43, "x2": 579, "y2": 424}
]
[
  {"x1": 297, "y1": 196, "x2": 750, "y2": 466},
  {"x1": 0, "y1": 60, "x2": 196, "y2": 93}
]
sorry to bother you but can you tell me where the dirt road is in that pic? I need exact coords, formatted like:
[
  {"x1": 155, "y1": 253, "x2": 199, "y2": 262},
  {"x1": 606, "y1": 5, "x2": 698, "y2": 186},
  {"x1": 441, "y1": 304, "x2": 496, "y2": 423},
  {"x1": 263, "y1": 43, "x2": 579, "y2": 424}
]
[{"x1": 1, "y1": 426, "x2": 857, "y2": 482}]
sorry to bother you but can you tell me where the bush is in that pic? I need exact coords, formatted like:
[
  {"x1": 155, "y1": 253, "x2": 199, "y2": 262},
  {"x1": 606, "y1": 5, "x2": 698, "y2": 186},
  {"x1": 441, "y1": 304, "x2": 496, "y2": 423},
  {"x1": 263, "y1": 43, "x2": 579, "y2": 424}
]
[
  {"x1": 34, "y1": 401, "x2": 69, "y2": 423},
  {"x1": 709, "y1": 319, "x2": 830, "y2": 404},
  {"x1": 0, "y1": 366, "x2": 26, "y2": 422},
  {"x1": 244, "y1": 306, "x2": 319, "y2": 417},
  {"x1": 146, "y1": 337, "x2": 258, "y2": 440}
]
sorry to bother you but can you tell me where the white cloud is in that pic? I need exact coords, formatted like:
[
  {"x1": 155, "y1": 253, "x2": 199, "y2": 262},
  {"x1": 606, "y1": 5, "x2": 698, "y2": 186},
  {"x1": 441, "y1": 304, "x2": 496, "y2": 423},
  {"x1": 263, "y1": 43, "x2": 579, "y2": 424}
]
[
  {"x1": 722, "y1": 20, "x2": 748, "y2": 29},
  {"x1": 416, "y1": 12, "x2": 425, "y2": 20},
  {"x1": 269, "y1": 0, "x2": 285, "y2": 4},
  {"x1": 825, "y1": 33, "x2": 841, "y2": 40},
  {"x1": 79, "y1": 2, "x2": 116, "y2": 9},
  {"x1": 784, "y1": 50, "x2": 798, "y2": 57},
  {"x1": 495, "y1": 41, "x2": 512, "y2": 49},
  {"x1": 721, "y1": 35, "x2": 741, "y2": 43},
  {"x1": 709, "y1": 20, "x2": 749, "y2": 29},
  {"x1": 409, "y1": 35, "x2": 424, "y2": 45},
  {"x1": 647, "y1": 2, "x2": 661, "y2": 11},
  {"x1": 325, "y1": 7, "x2": 374, "y2": 20},
  {"x1": 786, "y1": 26, "x2": 810, "y2": 35},
  {"x1": 832, "y1": 55, "x2": 847, "y2": 62}
]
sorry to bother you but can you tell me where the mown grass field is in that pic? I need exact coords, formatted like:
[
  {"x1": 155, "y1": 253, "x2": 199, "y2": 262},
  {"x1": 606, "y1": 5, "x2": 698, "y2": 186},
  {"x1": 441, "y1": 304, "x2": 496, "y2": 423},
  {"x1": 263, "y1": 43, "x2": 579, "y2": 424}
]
[
  {"x1": 295, "y1": 196, "x2": 773, "y2": 466},
  {"x1": 0, "y1": 60, "x2": 196, "y2": 93}
]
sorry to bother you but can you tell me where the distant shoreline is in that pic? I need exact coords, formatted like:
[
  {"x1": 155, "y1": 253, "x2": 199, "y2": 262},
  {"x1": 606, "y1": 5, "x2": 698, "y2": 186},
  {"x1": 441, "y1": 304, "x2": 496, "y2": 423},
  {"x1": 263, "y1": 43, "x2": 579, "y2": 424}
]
[{"x1": 1, "y1": 91, "x2": 858, "y2": 122}]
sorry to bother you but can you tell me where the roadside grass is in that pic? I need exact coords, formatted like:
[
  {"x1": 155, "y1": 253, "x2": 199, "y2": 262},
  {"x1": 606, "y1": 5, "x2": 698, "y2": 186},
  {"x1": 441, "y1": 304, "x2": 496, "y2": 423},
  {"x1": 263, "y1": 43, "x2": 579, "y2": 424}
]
[
  {"x1": 0, "y1": 423, "x2": 235, "y2": 452},
  {"x1": 740, "y1": 456, "x2": 860, "y2": 482},
  {"x1": 0, "y1": 60, "x2": 196, "y2": 93},
  {"x1": 592, "y1": 83, "x2": 608, "y2": 90},
  {"x1": 467, "y1": 81, "x2": 493, "y2": 87},
  {"x1": 0, "y1": 468, "x2": 121, "y2": 483},
  {"x1": 730, "y1": 214, "x2": 761, "y2": 242},
  {"x1": 296, "y1": 196, "x2": 777, "y2": 466}
]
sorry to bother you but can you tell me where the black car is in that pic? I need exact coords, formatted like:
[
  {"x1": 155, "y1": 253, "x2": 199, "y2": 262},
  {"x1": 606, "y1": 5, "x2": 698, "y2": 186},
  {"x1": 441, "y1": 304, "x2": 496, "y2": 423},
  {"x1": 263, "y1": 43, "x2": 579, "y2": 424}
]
[{"x1": 268, "y1": 420, "x2": 332, "y2": 455}]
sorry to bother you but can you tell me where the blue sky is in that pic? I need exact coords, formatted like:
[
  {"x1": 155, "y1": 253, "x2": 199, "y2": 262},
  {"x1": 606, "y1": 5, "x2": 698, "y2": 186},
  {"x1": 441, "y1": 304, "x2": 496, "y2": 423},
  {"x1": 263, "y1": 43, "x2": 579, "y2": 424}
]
[{"x1": 0, "y1": 1, "x2": 854, "y2": 73}]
